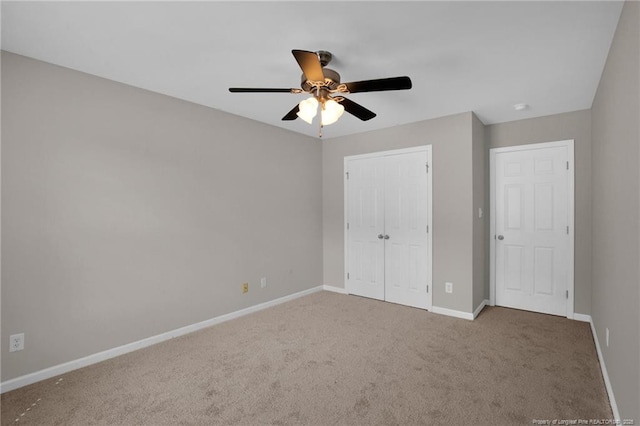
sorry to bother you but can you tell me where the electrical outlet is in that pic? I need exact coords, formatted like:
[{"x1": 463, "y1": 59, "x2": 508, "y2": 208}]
[
  {"x1": 445, "y1": 282, "x2": 453, "y2": 294},
  {"x1": 260, "y1": 277, "x2": 267, "y2": 288},
  {"x1": 606, "y1": 328, "x2": 609, "y2": 347},
  {"x1": 9, "y1": 333, "x2": 24, "y2": 352},
  {"x1": 242, "y1": 282, "x2": 248, "y2": 294}
]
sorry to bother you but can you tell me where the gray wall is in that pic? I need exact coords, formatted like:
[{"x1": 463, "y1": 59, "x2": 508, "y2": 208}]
[
  {"x1": 323, "y1": 112, "x2": 479, "y2": 313},
  {"x1": 472, "y1": 114, "x2": 488, "y2": 310},
  {"x1": 485, "y1": 109, "x2": 592, "y2": 315},
  {"x1": 1, "y1": 52, "x2": 323, "y2": 381},
  {"x1": 590, "y1": 0, "x2": 639, "y2": 420}
]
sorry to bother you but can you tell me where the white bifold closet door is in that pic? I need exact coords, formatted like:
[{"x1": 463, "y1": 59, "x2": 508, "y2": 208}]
[{"x1": 346, "y1": 148, "x2": 431, "y2": 310}]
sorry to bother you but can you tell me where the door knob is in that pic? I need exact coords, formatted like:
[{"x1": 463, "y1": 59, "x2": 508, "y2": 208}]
[
  {"x1": 497, "y1": 235, "x2": 504, "y2": 240},
  {"x1": 384, "y1": 235, "x2": 390, "y2": 240},
  {"x1": 378, "y1": 234, "x2": 384, "y2": 239}
]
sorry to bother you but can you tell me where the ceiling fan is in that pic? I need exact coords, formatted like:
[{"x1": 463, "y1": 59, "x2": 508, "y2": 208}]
[{"x1": 229, "y1": 50, "x2": 412, "y2": 135}]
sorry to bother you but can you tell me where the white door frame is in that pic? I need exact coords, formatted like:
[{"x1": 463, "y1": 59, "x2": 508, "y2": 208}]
[
  {"x1": 489, "y1": 140, "x2": 575, "y2": 318},
  {"x1": 344, "y1": 145, "x2": 433, "y2": 310}
]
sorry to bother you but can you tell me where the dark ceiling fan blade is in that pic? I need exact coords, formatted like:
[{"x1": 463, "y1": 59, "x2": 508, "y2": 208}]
[
  {"x1": 282, "y1": 104, "x2": 300, "y2": 121},
  {"x1": 340, "y1": 97, "x2": 376, "y2": 121},
  {"x1": 229, "y1": 88, "x2": 295, "y2": 93},
  {"x1": 292, "y1": 50, "x2": 325, "y2": 82},
  {"x1": 343, "y1": 76, "x2": 412, "y2": 94}
]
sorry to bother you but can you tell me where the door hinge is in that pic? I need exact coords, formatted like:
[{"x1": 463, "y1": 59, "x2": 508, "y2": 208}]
[
  {"x1": 426, "y1": 225, "x2": 429, "y2": 233},
  {"x1": 426, "y1": 285, "x2": 429, "y2": 293},
  {"x1": 425, "y1": 163, "x2": 429, "y2": 173},
  {"x1": 566, "y1": 290, "x2": 569, "y2": 299},
  {"x1": 566, "y1": 226, "x2": 569, "y2": 235},
  {"x1": 347, "y1": 222, "x2": 350, "y2": 230},
  {"x1": 345, "y1": 171, "x2": 349, "y2": 180},
  {"x1": 347, "y1": 272, "x2": 350, "y2": 280},
  {"x1": 566, "y1": 161, "x2": 569, "y2": 170}
]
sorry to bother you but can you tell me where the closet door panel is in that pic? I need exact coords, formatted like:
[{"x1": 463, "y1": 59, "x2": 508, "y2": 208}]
[
  {"x1": 384, "y1": 151, "x2": 429, "y2": 309},
  {"x1": 346, "y1": 157, "x2": 385, "y2": 301}
]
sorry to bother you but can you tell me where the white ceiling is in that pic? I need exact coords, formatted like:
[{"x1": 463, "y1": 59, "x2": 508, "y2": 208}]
[{"x1": 1, "y1": 1, "x2": 623, "y2": 139}]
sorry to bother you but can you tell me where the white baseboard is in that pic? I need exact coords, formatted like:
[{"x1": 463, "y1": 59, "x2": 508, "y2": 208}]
[
  {"x1": 430, "y1": 305, "x2": 474, "y2": 320},
  {"x1": 573, "y1": 314, "x2": 620, "y2": 422},
  {"x1": 473, "y1": 299, "x2": 489, "y2": 319},
  {"x1": 322, "y1": 285, "x2": 349, "y2": 295},
  {"x1": 431, "y1": 301, "x2": 488, "y2": 320},
  {"x1": 573, "y1": 313, "x2": 591, "y2": 323},
  {"x1": 0, "y1": 285, "x2": 324, "y2": 394}
]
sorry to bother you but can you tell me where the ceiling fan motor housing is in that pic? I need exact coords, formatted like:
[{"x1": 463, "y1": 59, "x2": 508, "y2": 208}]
[{"x1": 301, "y1": 68, "x2": 341, "y2": 92}]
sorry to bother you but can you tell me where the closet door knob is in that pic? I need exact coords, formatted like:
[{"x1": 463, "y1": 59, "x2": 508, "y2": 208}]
[
  {"x1": 377, "y1": 234, "x2": 384, "y2": 239},
  {"x1": 384, "y1": 235, "x2": 390, "y2": 240},
  {"x1": 497, "y1": 235, "x2": 504, "y2": 240}
]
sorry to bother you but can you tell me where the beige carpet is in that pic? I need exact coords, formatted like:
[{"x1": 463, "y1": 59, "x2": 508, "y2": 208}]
[{"x1": 1, "y1": 291, "x2": 611, "y2": 425}]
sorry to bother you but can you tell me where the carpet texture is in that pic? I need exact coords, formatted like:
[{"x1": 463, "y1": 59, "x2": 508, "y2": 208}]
[{"x1": 1, "y1": 291, "x2": 611, "y2": 425}]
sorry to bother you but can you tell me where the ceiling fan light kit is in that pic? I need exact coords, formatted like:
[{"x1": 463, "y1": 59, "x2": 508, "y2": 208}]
[
  {"x1": 320, "y1": 99, "x2": 345, "y2": 126},
  {"x1": 297, "y1": 97, "x2": 318, "y2": 124},
  {"x1": 229, "y1": 49, "x2": 412, "y2": 137}
]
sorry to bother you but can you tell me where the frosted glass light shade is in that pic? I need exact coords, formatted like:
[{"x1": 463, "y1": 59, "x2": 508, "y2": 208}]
[
  {"x1": 321, "y1": 99, "x2": 345, "y2": 126},
  {"x1": 297, "y1": 97, "x2": 318, "y2": 124}
]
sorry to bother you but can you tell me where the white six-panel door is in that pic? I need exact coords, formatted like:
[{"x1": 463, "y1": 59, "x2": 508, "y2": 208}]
[
  {"x1": 491, "y1": 141, "x2": 574, "y2": 317},
  {"x1": 345, "y1": 147, "x2": 432, "y2": 310}
]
